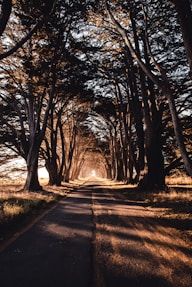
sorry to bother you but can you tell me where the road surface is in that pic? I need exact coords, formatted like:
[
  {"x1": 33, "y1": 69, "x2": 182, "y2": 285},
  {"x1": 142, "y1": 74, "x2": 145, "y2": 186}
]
[{"x1": 0, "y1": 180, "x2": 192, "y2": 287}]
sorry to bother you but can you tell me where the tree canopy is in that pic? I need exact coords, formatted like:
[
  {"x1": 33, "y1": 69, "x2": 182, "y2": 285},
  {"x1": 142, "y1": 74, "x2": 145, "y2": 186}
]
[{"x1": 0, "y1": 0, "x2": 191, "y2": 190}]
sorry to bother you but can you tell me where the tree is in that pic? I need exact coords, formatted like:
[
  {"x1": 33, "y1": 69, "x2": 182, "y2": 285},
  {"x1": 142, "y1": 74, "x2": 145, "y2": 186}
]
[
  {"x1": 0, "y1": 1, "x2": 76, "y2": 190},
  {"x1": 1, "y1": 0, "x2": 191, "y2": 187},
  {"x1": 103, "y1": 0, "x2": 192, "y2": 179},
  {"x1": 72, "y1": 0, "x2": 192, "y2": 188},
  {"x1": 0, "y1": 0, "x2": 57, "y2": 59},
  {"x1": 76, "y1": 0, "x2": 165, "y2": 187}
]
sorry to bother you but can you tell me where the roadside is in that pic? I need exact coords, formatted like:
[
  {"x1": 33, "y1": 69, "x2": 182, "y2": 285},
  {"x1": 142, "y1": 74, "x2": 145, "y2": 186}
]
[
  {"x1": 0, "y1": 181, "x2": 76, "y2": 248},
  {"x1": 91, "y1": 183, "x2": 192, "y2": 287},
  {"x1": 114, "y1": 184, "x2": 192, "y2": 243},
  {"x1": 0, "y1": 186, "x2": 93, "y2": 287}
]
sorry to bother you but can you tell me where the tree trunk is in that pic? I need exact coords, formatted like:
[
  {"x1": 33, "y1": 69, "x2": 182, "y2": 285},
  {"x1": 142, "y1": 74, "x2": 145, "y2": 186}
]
[
  {"x1": 125, "y1": 47, "x2": 145, "y2": 179},
  {"x1": 138, "y1": 97, "x2": 165, "y2": 189},
  {"x1": 44, "y1": 117, "x2": 64, "y2": 186},
  {"x1": 139, "y1": 108, "x2": 165, "y2": 189},
  {"x1": 46, "y1": 161, "x2": 62, "y2": 186},
  {"x1": 0, "y1": 0, "x2": 12, "y2": 36},
  {"x1": 165, "y1": 88, "x2": 192, "y2": 176},
  {"x1": 173, "y1": 0, "x2": 192, "y2": 78},
  {"x1": 24, "y1": 150, "x2": 42, "y2": 191},
  {"x1": 63, "y1": 168, "x2": 70, "y2": 183},
  {"x1": 130, "y1": 12, "x2": 165, "y2": 188},
  {"x1": 109, "y1": 130, "x2": 116, "y2": 179}
]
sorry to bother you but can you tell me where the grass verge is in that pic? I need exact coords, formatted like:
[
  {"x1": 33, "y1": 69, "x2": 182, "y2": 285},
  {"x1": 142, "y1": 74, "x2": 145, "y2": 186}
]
[
  {"x1": 121, "y1": 185, "x2": 192, "y2": 242},
  {"x1": 0, "y1": 182, "x2": 75, "y2": 246}
]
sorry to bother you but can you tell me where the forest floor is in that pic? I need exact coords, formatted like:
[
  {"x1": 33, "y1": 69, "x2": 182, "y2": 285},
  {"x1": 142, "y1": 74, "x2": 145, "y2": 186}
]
[{"x1": 0, "y1": 178, "x2": 192, "y2": 286}]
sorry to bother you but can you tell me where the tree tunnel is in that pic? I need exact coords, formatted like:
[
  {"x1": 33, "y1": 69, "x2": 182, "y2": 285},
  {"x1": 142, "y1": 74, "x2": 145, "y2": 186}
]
[
  {"x1": 1, "y1": 0, "x2": 192, "y2": 191},
  {"x1": 77, "y1": 151, "x2": 108, "y2": 179}
]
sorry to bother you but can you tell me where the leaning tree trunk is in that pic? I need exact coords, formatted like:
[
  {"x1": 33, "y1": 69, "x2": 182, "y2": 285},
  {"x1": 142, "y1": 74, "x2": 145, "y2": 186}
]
[{"x1": 165, "y1": 87, "x2": 192, "y2": 176}]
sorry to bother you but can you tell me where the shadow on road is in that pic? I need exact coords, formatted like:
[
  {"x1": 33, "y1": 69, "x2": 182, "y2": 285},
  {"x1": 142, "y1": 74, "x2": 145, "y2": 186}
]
[
  {"x1": 89, "y1": 183, "x2": 192, "y2": 287},
  {"x1": 0, "y1": 181, "x2": 191, "y2": 287},
  {"x1": 0, "y1": 189, "x2": 93, "y2": 287}
]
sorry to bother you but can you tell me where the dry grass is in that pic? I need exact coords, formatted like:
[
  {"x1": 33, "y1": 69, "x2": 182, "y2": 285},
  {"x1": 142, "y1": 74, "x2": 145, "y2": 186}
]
[
  {"x1": 165, "y1": 175, "x2": 192, "y2": 186},
  {"x1": 119, "y1": 181, "x2": 192, "y2": 242},
  {"x1": 0, "y1": 180, "x2": 76, "y2": 244},
  {"x1": 0, "y1": 190, "x2": 55, "y2": 221}
]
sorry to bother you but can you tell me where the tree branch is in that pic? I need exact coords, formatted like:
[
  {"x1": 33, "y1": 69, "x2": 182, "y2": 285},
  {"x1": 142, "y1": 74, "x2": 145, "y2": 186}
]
[
  {"x1": 103, "y1": 0, "x2": 163, "y2": 89},
  {"x1": 0, "y1": 0, "x2": 57, "y2": 60},
  {"x1": 0, "y1": 0, "x2": 12, "y2": 36}
]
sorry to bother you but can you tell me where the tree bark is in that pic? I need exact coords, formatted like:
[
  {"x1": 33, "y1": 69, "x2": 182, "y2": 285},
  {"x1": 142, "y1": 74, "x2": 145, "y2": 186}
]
[
  {"x1": 24, "y1": 146, "x2": 42, "y2": 191},
  {"x1": 130, "y1": 10, "x2": 165, "y2": 188},
  {"x1": 164, "y1": 87, "x2": 192, "y2": 176},
  {"x1": 125, "y1": 47, "x2": 145, "y2": 180}
]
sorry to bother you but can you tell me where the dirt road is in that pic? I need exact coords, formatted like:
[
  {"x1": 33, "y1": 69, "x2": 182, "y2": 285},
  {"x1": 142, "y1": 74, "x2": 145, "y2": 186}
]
[{"x1": 0, "y1": 180, "x2": 192, "y2": 287}]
